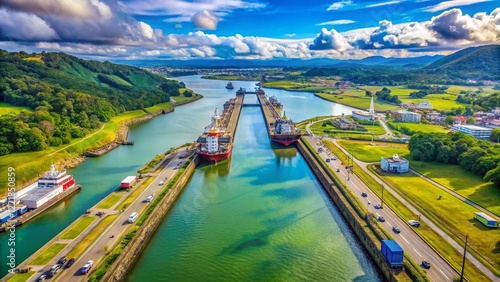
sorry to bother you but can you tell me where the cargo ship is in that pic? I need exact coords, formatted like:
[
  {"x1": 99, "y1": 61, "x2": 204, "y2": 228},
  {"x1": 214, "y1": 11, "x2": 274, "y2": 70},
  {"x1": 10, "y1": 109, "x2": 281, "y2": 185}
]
[
  {"x1": 225, "y1": 82, "x2": 234, "y2": 89},
  {"x1": 197, "y1": 107, "x2": 233, "y2": 162},
  {"x1": 0, "y1": 164, "x2": 81, "y2": 231},
  {"x1": 271, "y1": 111, "x2": 301, "y2": 146}
]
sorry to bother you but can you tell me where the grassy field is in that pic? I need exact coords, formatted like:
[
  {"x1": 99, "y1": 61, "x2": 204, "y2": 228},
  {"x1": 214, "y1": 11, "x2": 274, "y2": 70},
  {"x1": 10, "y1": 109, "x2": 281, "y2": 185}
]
[
  {"x1": 308, "y1": 119, "x2": 386, "y2": 137},
  {"x1": 31, "y1": 243, "x2": 67, "y2": 265},
  {"x1": 7, "y1": 271, "x2": 35, "y2": 282},
  {"x1": 0, "y1": 102, "x2": 33, "y2": 116},
  {"x1": 323, "y1": 140, "x2": 492, "y2": 281},
  {"x1": 66, "y1": 214, "x2": 118, "y2": 259},
  {"x1": 316, "y1": 92, "x2": 399, "y2": 111},
  {"x1": 60, "y1": 216, "x2": 97, "y2": 240},
  {"x1": 391, "y1": 122, "x2": 449, "y2": 134},
  {"x1": 337, "y1": 140, "x2": 409, "y2": 162},
  {"x1": 97, "y1": 194, "x2": 123, "y2": 210},
  {"x1": 380, "y1": 171, "x2": 500, "y2": 272},
  {"x1": 263, "y1": 80, "x2": 332, "y2": 92}
]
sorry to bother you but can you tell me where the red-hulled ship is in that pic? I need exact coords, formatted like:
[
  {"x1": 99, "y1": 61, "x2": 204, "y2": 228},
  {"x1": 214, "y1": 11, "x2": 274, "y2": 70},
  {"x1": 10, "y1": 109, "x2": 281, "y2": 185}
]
[
  {"x1": 197, "y1": 108, "x2": 232, "y2": 162},
  {"x1": 271, "y1": 111, "x2": 301, "y2": 146}
]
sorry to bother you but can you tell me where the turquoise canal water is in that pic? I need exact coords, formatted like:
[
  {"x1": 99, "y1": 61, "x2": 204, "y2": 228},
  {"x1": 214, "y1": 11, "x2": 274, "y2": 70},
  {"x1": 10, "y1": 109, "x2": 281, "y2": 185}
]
[
  {"x1": 127, "y1": 107, "x2": 381, "y2": 281},
  {"x1": 0, "y1": 76, "x2": 372, "y2": 278}
]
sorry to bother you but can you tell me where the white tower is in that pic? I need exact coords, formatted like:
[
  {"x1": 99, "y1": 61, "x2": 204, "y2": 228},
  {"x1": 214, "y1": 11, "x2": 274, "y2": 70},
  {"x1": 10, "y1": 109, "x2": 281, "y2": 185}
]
[{"x1": 369, "y1": 95, "x2": 375, "y2": 115}]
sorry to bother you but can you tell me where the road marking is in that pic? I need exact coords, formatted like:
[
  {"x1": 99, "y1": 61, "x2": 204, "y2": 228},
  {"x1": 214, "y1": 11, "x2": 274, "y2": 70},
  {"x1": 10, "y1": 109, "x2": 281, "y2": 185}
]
[
  {"x1": 400, "y1": 235, "x2": 409, "y2": 244},
  {"x1": 413, "y1": 249, "x2": 421, "y2": 257},
  {"x1": 439, "y1": 269, "x2": 449, "y2": 279}
]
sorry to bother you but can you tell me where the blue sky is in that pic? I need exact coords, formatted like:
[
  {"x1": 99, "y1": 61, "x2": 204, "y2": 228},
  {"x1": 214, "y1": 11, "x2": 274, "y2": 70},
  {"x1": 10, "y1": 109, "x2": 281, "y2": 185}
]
[{"x1": 0, "y1": 0, "x2": 498, "y2": 60}]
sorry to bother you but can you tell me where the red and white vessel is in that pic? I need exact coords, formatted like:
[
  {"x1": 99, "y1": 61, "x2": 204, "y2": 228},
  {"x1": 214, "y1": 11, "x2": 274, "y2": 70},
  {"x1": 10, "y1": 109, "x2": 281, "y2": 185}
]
[
  {"x1": 197, "y1": 108, "x2": 232, "y2": 162},
  {"x1": 22, "y1": 164, "x2": 77, "y2": 209}
]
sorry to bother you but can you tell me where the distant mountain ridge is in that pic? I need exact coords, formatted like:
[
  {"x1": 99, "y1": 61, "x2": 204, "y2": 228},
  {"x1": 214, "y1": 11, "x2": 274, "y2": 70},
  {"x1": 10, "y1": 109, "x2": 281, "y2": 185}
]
[
  {"x1": 114, "y1": 55, "x2": 444, "y2": 69},
  {"x1": 424, "y1": 45, "x2": 500, "y2": 80}
]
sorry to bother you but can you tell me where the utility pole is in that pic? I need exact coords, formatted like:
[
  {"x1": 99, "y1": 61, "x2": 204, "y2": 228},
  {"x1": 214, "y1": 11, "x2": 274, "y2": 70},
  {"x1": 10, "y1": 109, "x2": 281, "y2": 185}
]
[
  {"x1": 460, "y1": 234, "x2": 469, "y2": 282},
  {"x1": 381, "y1": 184, "x2": 385, "y2": 208}
]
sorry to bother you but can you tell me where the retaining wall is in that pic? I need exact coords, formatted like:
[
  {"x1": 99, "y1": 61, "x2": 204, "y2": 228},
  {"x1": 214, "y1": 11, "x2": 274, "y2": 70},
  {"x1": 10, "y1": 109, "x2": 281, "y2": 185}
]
[
  {"x1": 296, "y1": 139, "x2": 399, "y2": 282},
  {"x1": 102, "y1": 158, "x2": 197, "y2": 282}
]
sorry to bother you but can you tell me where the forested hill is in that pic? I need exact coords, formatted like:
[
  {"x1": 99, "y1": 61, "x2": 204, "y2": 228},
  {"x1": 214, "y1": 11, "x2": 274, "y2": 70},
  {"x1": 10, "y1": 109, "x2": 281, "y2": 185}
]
[
  {"x1": 424, "y1": 45, "x2": 500, "y2": 80},
  {"x1": 0, "y1": 50, "x2": 183, "y2": 155}
]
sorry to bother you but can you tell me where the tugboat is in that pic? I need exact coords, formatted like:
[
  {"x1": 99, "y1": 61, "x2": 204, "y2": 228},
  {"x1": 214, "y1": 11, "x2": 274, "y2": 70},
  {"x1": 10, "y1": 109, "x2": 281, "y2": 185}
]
[
  {"x1": 225, "y1": 82, "x2": 234, "y2": 89},
  {"x1": 197, "y1": 108, "x2": 232, "y2": 162}
]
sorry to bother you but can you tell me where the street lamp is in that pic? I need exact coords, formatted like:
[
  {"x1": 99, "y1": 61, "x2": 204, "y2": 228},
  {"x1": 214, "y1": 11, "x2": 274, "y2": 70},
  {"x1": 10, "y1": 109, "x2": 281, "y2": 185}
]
[{"x1": 460, "y1": 234, "x2": 469, "y2": 282}]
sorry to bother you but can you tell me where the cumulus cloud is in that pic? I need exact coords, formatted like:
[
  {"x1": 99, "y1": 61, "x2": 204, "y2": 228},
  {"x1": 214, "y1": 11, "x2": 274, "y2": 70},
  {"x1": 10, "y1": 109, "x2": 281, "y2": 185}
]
[
  {"x1": 285, "y1": 33, "x2": 297, "y2": 37},
  {"x1": 327, "y1": 0, "x2": 352, "y2": 11},
  {"x1": 309, "y1": 8, "x2": 500, "y2": 51},
  {"x1": 0, "y1": 9, "x2": 59, "y2": 41},
  {"x1": 192, "y1": 10, "x2": 218, "y2": 30}
]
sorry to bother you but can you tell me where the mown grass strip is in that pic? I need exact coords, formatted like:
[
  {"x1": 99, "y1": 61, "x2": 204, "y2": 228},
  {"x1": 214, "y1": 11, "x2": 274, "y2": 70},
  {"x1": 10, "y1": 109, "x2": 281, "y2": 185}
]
[
  {"x1": 116, "y1": 178, "x2": 154, "y2": 211},
  {"x1": 96, "y1": 195, "x2": 123, "y2": 210},
  {"x1": 30, "y1": 243, "x2": 67, "y2": 265},
  {"x1": 66, "y1": 215, "x2": 118, "y2": 259},
  {"x1": 7, "y1": 271, "x2": 35, "y2": 282},
  {"x1": 60, "y1": 216, "x2": 97, "y2": 240}
]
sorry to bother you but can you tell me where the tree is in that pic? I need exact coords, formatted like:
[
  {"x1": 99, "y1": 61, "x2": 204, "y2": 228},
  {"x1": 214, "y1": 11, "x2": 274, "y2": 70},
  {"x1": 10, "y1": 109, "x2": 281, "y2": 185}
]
[
  {"x1": 183, "y1": 89, "x2": 193, "y2": 97},
  {"x1": 491, "y1": 128, "x2": 500, "y2": 143},
  {"x1": 444, "y1": 116, "x2": 455, "y2": 126},
  {"x1": 365, "y1": 90, "x2": 373, "y2": 97},
  {"x1": 484, "y1": 164, "x2": 500, "y2": 187},
  {"x1": 466, "y1": 116, "x2": 476, "y2": 125}
]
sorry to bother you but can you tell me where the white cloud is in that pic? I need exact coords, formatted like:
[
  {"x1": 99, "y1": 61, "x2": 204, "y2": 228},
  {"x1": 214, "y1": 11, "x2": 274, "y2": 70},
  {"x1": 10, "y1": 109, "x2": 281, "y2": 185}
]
[
  {"x1": 327, "y1": 0, "x2": 352, "y2": 11},
  {"x1": 192, "y1": 10, "x2": 218, "y2": 30},
  {"x1": 317, "y1": 20, "x2": 356, "y2": 25},
  {"x1": 309, "y1": 28, "x2": 352, "y2": 51},
  {"x1": 0, "y1": 9, "x2": 59, "y2": 41},
  {"x1": 424, "y1": 0, "x2": 493, "y2": 13},
  {"x1": 285, "y1": 33, "x2": 296, "y2": 37},
  {"x1": 366, "y1": 1, "x2": 404, "y2": 8}
]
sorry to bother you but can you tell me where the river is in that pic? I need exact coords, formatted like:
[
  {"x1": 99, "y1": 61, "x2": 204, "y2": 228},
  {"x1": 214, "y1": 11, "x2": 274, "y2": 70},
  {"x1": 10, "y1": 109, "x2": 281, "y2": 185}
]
[{"x1": 1, "y1": 76, "x2": 380, "y2": 281}]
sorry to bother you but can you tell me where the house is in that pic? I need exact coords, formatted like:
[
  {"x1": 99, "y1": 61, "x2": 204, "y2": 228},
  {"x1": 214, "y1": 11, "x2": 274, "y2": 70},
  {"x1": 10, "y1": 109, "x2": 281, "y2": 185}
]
[
  {"x1": 381, "y1": 154, "x2": 409, "y2": 173},
  {"x1": 352, "y1": 110, "x2": 373, "y2": 121},
  {"x1": 392, "y1": 110, "x2": 421, "y2": 123},
  {"x1": 332, "y1": 117, "x2": 357, "y2": 130},
  {"x1": 450, "y1": 124, "x2": 492, "y2": 140},
  {"x1": 453, "y1": 116, "x2": 468, "y2": 125},
  {"x1": 418, "y1": 101, "x2": 433, "y2": 110},
  {"x1": 425, "y1": 111, "x2": 444, "y2": 123}
]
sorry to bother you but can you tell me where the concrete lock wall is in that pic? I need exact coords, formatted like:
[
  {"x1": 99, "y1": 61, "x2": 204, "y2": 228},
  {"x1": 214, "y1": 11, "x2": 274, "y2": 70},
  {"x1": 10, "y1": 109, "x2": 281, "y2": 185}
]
[
  {"x1": 296, "y1": 139, "x2": 398, "y2": 282},
  {"x1": 102, "y1": 158, "x2": 197, "y2": 282}
]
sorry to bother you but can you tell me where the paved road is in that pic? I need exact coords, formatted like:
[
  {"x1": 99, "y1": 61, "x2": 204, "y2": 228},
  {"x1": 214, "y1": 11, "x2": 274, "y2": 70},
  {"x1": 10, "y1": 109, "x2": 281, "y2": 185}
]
[
  {"x1": 29, "y1": 151, "x2": 189, "y2": 282},
  {"x1": 304, "y1": 135, "x2": 457, "y2": 281}
]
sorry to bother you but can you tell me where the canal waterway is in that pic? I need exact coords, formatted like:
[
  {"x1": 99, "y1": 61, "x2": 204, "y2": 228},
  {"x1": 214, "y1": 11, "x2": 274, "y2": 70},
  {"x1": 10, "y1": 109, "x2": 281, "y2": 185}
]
[{"x1": 0, "y1": 75, "x2": 364, "y2": 276}]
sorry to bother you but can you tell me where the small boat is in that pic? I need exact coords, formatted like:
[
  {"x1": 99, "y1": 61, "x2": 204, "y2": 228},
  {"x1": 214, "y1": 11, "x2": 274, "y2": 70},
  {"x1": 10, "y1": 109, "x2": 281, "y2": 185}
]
[{"x1": 225, "y1": 82, "x2": 234, "y2": 89}]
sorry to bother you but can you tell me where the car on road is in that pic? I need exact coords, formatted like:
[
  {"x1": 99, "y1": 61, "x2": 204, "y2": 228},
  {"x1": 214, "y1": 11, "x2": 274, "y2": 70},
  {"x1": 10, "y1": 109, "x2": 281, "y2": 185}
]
[
  {"x1": 145, "y1": 195, "x2": 153, "y2": 202},
  {"x1": 37, "y1": 274, "x2": 47, "y2": 282},
  {"x1": 336, "y1": 168, "x2": 340, "y2": 172},
  {"x1": 421, "y1": 260, "x2": 431, "y2": 269},
  {"x1": 81, "y1": 260, "x2": 94, "y2": 275},
  {"x1": 392, "y1": 226, "x2": 401, "y2": 233},
  {"x1": 409, "y1": 220, "x2": 421, "y2": 227},
  {"x1": 361, "y1": 192, "x2": 367, "y2": 197},
  {"x1": 376, "y1": 213, "x2": 385, "y2": 222},
  {"x1": 331, "y1": 157, "x2": 337, "y2": 160},
  {"x1": 326, "y1": 158, "x2": 330, "y2": 162},
  {"x1": 58, "y1": 256, "x2": 67, "y2": 265},
  {"x1": 159, "y1": 181, "x2": 164, "y2": 186},
  {"x1": 66, "y1": 258, "x2": 75, "y2": 268},
  {"x1": 374, "y1": 204, "x2": 382, "y2": 209}
]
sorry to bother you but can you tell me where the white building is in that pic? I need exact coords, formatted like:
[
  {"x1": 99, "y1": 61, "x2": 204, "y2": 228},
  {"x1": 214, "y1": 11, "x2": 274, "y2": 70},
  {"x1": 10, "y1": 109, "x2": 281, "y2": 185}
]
[
  {"x1": 418, "y1": 101, "x2": 433, "y2": 109},
  {"x1": 450, "y1": 124, "x2": 492, "y2": 140},
  {"x1": 393, "y1": 110, "x2": 421, "y2": 123},
  {"x1": 381, "y1": 154, "x2": 409, "y2": 173}
]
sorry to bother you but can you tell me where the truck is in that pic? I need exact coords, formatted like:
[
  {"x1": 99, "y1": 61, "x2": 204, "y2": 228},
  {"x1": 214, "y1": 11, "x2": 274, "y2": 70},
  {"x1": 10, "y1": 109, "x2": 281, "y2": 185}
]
[{"x1": 381, "y1": 240, "x2": 404, "y2": 268}]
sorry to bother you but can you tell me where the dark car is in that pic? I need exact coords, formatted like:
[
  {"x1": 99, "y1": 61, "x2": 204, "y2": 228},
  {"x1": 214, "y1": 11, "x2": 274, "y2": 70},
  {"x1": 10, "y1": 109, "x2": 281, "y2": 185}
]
[
  {"x1": 66, "y1": 258, "x2": 75, "y2": 268},
  {"x1": 361, "y1": 192, "x2": 367, "y2": 197},
  {"x1": 374, "y1": 204, "x2": 382, "y2": 209},
  {"x1": 421, "y1": 260, "x2": 431, "y2": 269},
  {"x1": 37, "y1": 274, "x2": 47, "y2": 282},
  {"x1": 392, "y1": 226, "x2": 401, "y2": 233},
  {"x1": 336, "y1": 168, "x2": 340, "y2": 172},
  {"x1": 326, "y1": 158, "x2": 330, "y2": 162},
  {"x1": 58, "y1": 256, "x2": 67, "y2": 265}
]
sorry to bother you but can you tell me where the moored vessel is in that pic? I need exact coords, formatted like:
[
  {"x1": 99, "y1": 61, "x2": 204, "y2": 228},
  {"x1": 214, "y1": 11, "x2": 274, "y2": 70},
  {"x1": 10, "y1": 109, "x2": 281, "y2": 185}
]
[
  {"x1": 225, "y1": 82, "x2": 234, "y2": 89},
  {"x1": 271, "y1": 111, "x2": 301, "y2": 146},
  {"x1": 197, "y1": 108, "x2": 233, "y2": 162}
]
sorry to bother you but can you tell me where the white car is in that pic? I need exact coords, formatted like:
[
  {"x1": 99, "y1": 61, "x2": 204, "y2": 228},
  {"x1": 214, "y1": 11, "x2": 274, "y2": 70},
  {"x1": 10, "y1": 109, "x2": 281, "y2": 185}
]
[
  {"x1": 409, "y1": 220, "x2": 420, "y2": 227},
  {"x1": 81, "y1": 260, "x2": 94, "y2": 274}
]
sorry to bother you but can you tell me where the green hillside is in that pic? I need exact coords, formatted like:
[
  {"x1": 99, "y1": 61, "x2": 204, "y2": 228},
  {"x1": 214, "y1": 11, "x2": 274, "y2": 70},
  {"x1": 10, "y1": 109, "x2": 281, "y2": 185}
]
[
  {"x1": 424, "y1": 45, "x2": 500, "y2": 80},
  {"x1": 0, "y1": 50, "x2": 184, "y2": 156}
]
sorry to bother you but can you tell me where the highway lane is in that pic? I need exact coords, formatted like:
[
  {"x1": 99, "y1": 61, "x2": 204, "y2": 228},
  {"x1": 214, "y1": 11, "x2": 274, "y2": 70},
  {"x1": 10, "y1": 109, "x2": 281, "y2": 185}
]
[
  {"x1": 304, "y1": 135, "x2": 457, "y2": 281},
  {"x1": 28, "y1": 151, "x2": 189, "y2": 282}
]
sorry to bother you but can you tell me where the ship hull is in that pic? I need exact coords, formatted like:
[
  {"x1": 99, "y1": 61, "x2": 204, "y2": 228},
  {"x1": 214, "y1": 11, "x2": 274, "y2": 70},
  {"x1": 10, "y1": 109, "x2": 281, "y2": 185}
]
[
  {"x1": 198, "y1": 149, "x2": 232, "y2": 162},
  {"x1": 271, "y1": 135, "x2": 301, "y2": 146}
]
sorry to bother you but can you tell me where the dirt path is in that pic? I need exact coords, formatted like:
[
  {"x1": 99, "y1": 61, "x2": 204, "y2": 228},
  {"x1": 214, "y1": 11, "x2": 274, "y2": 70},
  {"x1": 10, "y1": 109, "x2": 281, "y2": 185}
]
[{"x1": 47, "y1": 124, "x2": 106, "y2": 157}]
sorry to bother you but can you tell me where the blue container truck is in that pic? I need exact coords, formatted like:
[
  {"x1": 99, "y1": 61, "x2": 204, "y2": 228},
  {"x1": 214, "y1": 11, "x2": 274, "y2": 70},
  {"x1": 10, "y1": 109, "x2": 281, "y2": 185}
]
[
  {"x1": 16, "y1": 205, "x2": 27, "y2": 216},
  {"x1": 381, "y1": 240, "x2": 404, "y2": 268},
  {"x1": 0, "y1": 210, "x2": 12, "y2": 223}
]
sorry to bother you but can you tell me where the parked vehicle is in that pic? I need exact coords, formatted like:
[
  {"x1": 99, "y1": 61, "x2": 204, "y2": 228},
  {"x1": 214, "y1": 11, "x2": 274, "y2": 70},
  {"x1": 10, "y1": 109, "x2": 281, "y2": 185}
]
[
  {"x1": 421, "y1": 260, "x2": 431, "y2": 269},
  {"x1": 392, "y1": 226, "x2": 401, "y2": 233},
  {"x1": 81, "y1": 260, "x2": 93, "y2": 275},
  {"x1": 66, "y1": 258, "x2": 75, "y2": 268},
  {"x1": 58, "y1": 256, "x2": 67, "y2": 265},
  {"x1": 409, "y1": 220, "x2": 420, "y2": 227}
]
